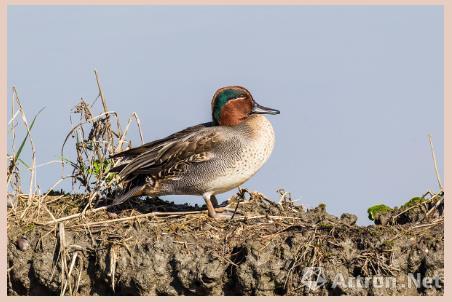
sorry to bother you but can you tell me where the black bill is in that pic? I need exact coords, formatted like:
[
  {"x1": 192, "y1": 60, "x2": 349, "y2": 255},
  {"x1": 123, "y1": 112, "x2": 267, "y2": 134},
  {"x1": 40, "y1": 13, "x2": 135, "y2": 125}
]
[{"x1": 252, "y1": 101, "x2": 280, "y2": 115}]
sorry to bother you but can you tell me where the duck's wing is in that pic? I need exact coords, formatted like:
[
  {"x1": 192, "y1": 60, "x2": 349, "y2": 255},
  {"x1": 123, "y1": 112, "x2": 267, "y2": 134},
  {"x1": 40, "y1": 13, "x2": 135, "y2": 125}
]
[
  {"x1": 111, "y1": 122, "x2": 213, "y2": 159},
  {"x1": 110, "y1": 122, "x2": 223, "y2": 182}
]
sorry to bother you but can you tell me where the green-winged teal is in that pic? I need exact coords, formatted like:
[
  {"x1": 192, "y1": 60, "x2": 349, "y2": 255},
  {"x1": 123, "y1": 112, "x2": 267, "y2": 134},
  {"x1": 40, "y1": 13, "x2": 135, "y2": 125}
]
[{"x1": 110, "y1": 86, "x2": 279, "y2": 218}]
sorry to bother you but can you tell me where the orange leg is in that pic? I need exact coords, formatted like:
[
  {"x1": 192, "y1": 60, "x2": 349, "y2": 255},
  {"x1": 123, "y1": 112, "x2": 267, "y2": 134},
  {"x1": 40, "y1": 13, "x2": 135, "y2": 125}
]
[{"x1": 203, "y1": 193, "x2": 217, "y2": 218}]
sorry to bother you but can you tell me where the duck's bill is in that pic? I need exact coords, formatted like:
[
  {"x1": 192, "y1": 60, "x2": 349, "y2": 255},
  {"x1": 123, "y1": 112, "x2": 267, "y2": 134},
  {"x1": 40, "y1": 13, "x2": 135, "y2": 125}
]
[{"x1": 252, "y1": 101, "x2": 280, "y2": 115}]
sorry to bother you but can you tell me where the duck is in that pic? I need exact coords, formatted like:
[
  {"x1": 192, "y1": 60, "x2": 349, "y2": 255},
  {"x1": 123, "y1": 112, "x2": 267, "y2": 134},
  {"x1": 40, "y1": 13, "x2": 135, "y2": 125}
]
[{"x1": 109, "y1": 86, "x2": 279, "y2": 218}]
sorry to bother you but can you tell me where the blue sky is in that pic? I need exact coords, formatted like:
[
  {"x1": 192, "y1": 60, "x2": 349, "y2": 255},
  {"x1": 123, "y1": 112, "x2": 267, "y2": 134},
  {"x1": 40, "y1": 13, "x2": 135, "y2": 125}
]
[{"x1": 8, "y1": 6, "x2": 443, "y2": 224}]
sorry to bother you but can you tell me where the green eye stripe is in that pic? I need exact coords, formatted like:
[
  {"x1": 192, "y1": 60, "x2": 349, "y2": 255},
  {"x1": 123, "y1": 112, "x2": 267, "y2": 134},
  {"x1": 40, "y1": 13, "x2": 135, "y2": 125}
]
[{"x1": 213, "y1": 89, "x2": 244, "y2": 123}]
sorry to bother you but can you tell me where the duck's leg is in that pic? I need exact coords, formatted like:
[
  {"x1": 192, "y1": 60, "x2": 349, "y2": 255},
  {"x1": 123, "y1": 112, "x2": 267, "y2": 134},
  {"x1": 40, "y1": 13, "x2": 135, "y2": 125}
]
[
  {"x1": 203, "y1": 194, "x2": 240, "y2": 218},
  {"x1": 203, "y1": 192, "x2": 217, "y2": 218}
]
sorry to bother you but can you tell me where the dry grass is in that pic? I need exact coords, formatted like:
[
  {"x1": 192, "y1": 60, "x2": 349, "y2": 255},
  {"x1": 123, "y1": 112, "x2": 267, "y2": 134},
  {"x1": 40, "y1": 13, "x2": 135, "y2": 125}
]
[
  {"x1": 7, "y1": 70, "x2": 145, "y2": 223},
  {"x1": 7, "y1": 184, "x2": 444, "y2": 295},
  {"x1": 6, "y1": 72, "x2": 150, "y2": 295}
]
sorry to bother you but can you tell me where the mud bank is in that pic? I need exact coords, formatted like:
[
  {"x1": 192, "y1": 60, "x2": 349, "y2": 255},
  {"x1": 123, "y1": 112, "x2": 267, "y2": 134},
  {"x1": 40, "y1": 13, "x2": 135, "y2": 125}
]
[{"x1": 7, "y1": 190, "x2": 444, "y2": 296}]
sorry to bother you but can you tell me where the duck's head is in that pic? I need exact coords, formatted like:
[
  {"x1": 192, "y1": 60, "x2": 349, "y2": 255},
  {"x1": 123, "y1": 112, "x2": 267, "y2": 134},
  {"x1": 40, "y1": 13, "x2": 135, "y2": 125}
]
[{"x1": 211, "y1": 86, "x2": 280, "y2": 126}]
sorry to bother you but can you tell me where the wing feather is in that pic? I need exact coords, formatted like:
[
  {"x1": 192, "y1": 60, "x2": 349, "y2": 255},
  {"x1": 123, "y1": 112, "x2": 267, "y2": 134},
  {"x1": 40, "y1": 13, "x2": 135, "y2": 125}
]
[{"x1": 110, "y1": 122, "x2": 222, "y2": 183}]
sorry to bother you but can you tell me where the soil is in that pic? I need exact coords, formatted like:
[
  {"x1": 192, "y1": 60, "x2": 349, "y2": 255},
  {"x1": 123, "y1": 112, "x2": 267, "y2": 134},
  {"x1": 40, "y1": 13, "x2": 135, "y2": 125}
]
[{"x1": 7, "y1": 190, "x2": 444, "y2": 296}]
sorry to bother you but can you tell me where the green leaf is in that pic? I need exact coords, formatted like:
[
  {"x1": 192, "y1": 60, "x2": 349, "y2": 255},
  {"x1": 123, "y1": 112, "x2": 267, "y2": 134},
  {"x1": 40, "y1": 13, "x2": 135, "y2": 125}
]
[
  {"x1": 13, "y1": 107, "x2": 45, "y2": 165},
  {"x1": 17, "y1": 158, "x2": 30, "y2": 169}
]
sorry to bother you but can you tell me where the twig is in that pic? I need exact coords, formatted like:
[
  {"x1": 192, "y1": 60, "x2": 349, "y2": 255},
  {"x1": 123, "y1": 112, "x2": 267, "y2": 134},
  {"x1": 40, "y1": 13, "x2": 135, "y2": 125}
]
[
  {"x1": 231, "y1": 188, "x2": 247, "y2": 220},
  {"x1": 61, "y1": 111, "x2": 119, "y2": 167},
  {"x1": 108, "y1": 245, "x2": 117, "y2": 292},
  {"x1": 74, "y1": 263, "x2": 83, "y2": 295},
  {"x1": 94, "y1": 69, "x2": 114, "y2": 154},
  {"x1": 41, "y1": 204, "x2": 110, "y2": 225},
  {"x1": 428, "y1": 134, "x2": 443, "y2": 191},
  {"x1": 426, "y1": 195, "x2": 444, "y2": 217},
  {"x1": 115, "y1": 112, "x2": 144, "y2": 153},
  {"x1": 61, "y1": 251, "x2": 78, "y2": 296},
  {"x1": 58, "y1": 223, "x2": 67, "y2": 296},
  {"x1": 69, "y1": 210, "x2": 208, "y2": 228},
  {"x1": 410, "y1": 218, "x2": 443, "y2": 229}
]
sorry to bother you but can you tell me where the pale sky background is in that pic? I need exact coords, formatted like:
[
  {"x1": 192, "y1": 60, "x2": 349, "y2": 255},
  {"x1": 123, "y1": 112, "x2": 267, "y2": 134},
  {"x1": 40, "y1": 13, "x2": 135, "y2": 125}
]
[{"x1": 7, "y1": 6, "x2": 443, "y2": 224}]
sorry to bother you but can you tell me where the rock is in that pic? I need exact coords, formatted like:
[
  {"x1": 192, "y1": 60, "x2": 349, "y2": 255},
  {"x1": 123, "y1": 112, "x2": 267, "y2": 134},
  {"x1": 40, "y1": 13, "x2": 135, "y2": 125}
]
[
  {"x1": 107, "y1": 212, "x2": 118, "y2": 219},
  {"x1": 340, "y1": 213, "x2": 357, "y2": 226},
  {"x1": 16, "y1": 237, "x2": 29, "y2": 251}
]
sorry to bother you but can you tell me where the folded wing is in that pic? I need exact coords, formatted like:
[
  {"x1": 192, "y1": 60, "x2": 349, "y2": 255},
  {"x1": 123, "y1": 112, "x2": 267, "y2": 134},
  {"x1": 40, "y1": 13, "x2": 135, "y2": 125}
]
[{"x1": 110, "y1": 122, "x2": 221, "y2": 183}]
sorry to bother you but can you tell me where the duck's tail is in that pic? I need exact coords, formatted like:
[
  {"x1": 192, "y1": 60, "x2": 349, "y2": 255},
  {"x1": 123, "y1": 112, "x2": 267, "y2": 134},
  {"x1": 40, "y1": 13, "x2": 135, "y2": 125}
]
[{"x1": 111, "y1": 185, "x2": 146, "y2": 206}]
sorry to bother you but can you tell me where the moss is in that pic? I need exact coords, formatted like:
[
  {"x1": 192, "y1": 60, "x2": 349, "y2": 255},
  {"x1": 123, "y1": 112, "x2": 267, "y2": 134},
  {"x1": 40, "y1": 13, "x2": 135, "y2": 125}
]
[
  {"x1": 402, "y1": 197, "x2": 426, "y2": 209},
  {"x1": 367, "y1": 204, "x2": 392, "y2": 221},
  {"x1": 318, "y1": 221, "x2": 333, "y2": 229}
]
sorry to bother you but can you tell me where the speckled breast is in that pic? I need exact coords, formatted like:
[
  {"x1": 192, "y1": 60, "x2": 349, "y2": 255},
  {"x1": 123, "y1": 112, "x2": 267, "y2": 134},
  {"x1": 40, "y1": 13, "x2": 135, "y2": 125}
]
[{"x1": 206, "y1": 115, "x2": 275, "y2": 194}]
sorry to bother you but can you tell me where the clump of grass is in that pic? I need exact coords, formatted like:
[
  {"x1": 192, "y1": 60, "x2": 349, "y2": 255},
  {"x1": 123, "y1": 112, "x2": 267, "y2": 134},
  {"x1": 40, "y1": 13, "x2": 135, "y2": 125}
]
[
  {"x1": 7, "y1": 71, "x2": 147, "y2": 296},
  {"x1": 7, "y1": 70, "x2": 144, "y2": 224},
  {"x1": 7, "y1": 98, "x2": 44, "y2": 190},
  {"x1": 7, "y1": 87, "x2": 44, "y2": 218},
  {"x1": 60, "y1": 70, "x2": 144, "y2": 208}
]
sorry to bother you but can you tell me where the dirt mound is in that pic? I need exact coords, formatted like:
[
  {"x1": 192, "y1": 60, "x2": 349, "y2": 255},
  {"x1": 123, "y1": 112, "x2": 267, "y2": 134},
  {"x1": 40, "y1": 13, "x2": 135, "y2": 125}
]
[{"x1": 7, "y1": 190, "x2": 444, "y2": 296}]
